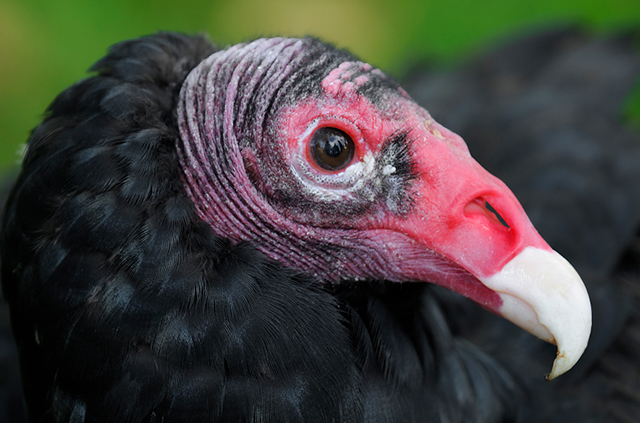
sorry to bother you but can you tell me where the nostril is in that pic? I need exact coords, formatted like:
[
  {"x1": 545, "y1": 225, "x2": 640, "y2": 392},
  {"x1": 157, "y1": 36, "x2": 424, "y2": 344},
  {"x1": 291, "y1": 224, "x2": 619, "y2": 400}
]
[
  {"x1": 484, "y1": 201, "x2": 510, "y2": 228},
  {"x1": 464, "y1": 198, "x2": 510, "y2": 229}
]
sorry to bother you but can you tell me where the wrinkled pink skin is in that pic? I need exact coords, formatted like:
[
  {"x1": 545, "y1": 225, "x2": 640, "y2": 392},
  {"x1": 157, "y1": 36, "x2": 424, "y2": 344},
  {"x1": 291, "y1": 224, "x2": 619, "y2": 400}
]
[
  {"x1": 178, "y1": 39, "x2": 551, "y2": 317},
  {"x1": 278, "y1": 61, "x2": 549, "y2": 313}
]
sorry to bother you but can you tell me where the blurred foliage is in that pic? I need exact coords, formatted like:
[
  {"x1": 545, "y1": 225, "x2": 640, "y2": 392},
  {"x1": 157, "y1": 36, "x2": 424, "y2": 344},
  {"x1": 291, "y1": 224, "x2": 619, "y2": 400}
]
[{"x1": 1, "y1": 0, "x2": 640, "y2": 169}]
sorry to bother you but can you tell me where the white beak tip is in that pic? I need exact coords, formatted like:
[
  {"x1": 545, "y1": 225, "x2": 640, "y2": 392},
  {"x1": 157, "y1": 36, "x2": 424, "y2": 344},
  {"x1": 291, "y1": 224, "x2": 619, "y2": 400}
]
[
  {"x1": 546, "y1": 349, "x2": 575, "y2": 381},
  {"x1": 480, "y1": 247, "x2": 592, "y2": 379}
]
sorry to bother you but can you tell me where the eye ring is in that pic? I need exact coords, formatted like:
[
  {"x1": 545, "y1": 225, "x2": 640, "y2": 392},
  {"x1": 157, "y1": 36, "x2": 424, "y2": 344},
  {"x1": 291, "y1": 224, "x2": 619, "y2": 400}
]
[{"x1": 309, "y1": 127, "x2": 355, "y2": 172}]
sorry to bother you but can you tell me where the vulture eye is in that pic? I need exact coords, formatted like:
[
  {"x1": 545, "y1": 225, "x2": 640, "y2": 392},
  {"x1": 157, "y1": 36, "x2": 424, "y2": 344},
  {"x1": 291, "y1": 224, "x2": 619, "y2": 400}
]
[{"x1": 309, "y1": 127, "x2": 355, "y2": 171}]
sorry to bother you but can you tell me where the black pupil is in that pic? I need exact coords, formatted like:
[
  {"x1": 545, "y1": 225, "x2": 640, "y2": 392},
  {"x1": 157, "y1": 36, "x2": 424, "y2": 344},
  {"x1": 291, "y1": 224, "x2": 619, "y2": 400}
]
[
  {"x1": 325, "y1": 137, "x2": 344, "y2": 157},
  {"x1": 310, "y1": 127, "x2": 354, "y2": 171}
]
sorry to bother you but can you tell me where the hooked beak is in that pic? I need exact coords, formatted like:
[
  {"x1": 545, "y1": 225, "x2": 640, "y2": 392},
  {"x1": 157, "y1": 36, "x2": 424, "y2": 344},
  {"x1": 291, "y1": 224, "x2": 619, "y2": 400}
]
[
  {"x1": 480, "y1": 247, "x2": 591, "y2": 379},
  {"x1": 385, "y1": 119, "x2": 591, "y2": 379}
]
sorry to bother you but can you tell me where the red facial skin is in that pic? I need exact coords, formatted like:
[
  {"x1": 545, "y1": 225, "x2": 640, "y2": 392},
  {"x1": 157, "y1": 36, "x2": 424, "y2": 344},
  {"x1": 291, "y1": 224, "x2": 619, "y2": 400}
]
[{"x1": 280, "y1": 61, "x2": 551, "y2": 315}]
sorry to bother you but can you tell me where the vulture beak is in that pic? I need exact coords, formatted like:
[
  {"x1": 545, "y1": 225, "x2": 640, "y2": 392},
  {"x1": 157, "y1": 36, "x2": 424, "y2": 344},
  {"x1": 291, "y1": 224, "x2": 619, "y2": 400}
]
[
  {"x1": 480, "y1": 247, "x2": 590, "y2": 380},
  {"x1": 386, "y1": 120, "x2": 592, "y2": 380}
]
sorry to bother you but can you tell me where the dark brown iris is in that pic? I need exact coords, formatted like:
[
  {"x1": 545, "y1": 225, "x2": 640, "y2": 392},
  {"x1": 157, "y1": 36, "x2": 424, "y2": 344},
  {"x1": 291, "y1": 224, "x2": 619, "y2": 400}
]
[{"x1": 309, "y1": 127, "x2": 355, "y2": 171}]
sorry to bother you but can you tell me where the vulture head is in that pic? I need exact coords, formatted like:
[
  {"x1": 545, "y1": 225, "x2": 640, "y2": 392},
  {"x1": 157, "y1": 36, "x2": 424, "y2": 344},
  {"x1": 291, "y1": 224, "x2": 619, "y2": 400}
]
[
  {"x1": 1, "y1": 33, "x2": 591, "y2": 421},
  {"x1": 177, "y1": 37, "x2": 590, "y2": 378}
]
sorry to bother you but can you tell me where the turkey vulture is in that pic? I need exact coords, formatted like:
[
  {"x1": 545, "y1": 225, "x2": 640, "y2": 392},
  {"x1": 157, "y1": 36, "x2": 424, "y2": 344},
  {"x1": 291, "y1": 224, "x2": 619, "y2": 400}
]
[{"x1": 0, "y1": 28, "x2": 636, "y2": 422}]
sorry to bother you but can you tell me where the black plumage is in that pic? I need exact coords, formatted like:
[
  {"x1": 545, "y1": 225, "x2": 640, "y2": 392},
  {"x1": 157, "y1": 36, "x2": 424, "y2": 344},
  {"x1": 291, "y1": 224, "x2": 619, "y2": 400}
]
[{"x1": 0, "y1": 28, "x2": 639, "y2": 423}]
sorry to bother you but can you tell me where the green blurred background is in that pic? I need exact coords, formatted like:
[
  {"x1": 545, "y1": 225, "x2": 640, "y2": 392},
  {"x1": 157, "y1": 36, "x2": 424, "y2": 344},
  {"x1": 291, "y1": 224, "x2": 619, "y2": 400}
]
[{"x1": 1, "y1": 0, "x2": 640, "y2": 170}]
